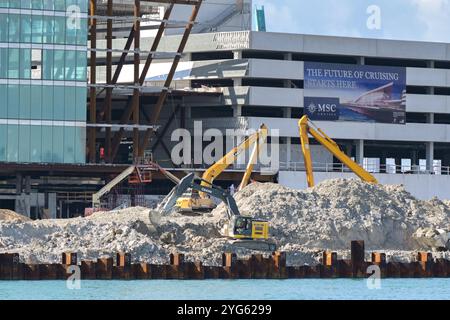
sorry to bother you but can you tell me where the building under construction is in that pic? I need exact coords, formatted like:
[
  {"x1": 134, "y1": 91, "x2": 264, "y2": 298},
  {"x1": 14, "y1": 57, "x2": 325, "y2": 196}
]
[
  {"x1": 0, "y1": 0, "x2": 259, "y2": 218},
  {"x1": 1, "y1": 0, "x2": 450, "y2": 219}
]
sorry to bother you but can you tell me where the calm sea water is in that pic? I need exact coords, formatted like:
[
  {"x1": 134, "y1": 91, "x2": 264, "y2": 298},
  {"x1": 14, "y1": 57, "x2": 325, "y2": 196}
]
[{"x1": 0, "y1": 279, "x2": 449, "y2": 300}]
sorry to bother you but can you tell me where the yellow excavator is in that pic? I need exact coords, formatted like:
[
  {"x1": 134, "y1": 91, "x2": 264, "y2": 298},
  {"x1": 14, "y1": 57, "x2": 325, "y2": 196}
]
[
  {"x1": 175, "y1": 124, "x2": 268, "y2": 213},
  {"x1": 298, "y1": 115, "x2": 378, "y2": 187},
  {"x1": 161, "y1": 173, "x2": 277, "y2": 251}
]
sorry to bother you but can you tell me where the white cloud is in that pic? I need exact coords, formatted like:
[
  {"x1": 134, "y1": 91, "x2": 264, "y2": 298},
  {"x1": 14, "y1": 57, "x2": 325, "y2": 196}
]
[
  {"x1": 254, "y1": 0, "x2": 298, "y2": 33},
  {"x1": 253, "y1": 0, "x2": 450, "y2": 42},
  {"x1": 407, "y1": 0, "x2": 450, "y2": 42}
]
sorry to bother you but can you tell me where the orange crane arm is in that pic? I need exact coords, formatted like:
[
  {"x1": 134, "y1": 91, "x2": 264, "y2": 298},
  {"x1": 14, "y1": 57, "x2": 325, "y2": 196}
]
[{"x1": 298, "y1": 115, "x2": 378, "y2": 187}]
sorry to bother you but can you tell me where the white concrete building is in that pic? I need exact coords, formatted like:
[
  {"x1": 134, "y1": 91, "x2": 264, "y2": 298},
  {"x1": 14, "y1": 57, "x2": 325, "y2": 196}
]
[{"x1": 99, "y1": 31, "x2": 450, "y2": 200}]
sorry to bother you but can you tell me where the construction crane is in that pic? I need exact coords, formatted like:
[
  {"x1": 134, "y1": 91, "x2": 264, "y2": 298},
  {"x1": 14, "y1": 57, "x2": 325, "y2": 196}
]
[
  {"x1": 175, "y1": 124, "x2": 268, "y2": 213},
  {"x1": 161, "y1": 173, "x2": 277, "y2": 251},
  {"x1": 298, "y1": 115, "x2": 378, "y2": 187}
]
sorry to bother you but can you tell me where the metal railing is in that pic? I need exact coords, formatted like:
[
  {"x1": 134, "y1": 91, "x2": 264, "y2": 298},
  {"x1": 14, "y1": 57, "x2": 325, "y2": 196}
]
[{"x1": 279, "y1": 162, "x2": 450, "y2": 176}]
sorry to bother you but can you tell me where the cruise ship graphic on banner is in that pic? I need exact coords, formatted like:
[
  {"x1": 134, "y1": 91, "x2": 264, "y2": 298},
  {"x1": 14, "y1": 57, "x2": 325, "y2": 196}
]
[{"x1": 340, "y1": 82, "x2": 407, "y2": 124}]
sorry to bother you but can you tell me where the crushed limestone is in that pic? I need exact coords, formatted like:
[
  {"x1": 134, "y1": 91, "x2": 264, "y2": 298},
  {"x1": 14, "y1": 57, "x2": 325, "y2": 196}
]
[{"x1": 0, "y1": 179, "x2": 449, "y2": 266}]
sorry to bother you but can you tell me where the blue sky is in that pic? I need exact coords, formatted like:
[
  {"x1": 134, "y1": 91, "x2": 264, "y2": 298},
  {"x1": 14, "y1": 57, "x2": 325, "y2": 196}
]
[{"x1": 253, "y1": 0, "x2": 450, "y2": 43}]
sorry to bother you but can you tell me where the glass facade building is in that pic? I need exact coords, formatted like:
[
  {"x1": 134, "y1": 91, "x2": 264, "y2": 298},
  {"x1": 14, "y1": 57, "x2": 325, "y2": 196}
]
[{"x1": 0, "y1": 0, "x2": 87, "y2": 164}]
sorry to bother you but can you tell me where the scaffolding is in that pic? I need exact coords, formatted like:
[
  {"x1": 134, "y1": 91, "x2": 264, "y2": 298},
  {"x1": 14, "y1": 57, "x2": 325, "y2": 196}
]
[{"x1": 87, "y1": 0, "x2": 203, "y2": 164}]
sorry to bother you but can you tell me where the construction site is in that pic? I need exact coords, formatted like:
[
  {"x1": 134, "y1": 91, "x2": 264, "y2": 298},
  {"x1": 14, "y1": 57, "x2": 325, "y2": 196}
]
[{"x1": 0, "y1": 0, "x2": 450, "y2": 281}]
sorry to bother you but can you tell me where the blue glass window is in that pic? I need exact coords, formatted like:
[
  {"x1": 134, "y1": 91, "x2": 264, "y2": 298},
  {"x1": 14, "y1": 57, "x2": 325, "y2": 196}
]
[
  {"x1": 53, "y1": 50, "x2": 65, "y2": 80},
  {"x1": 8, "y1": 14, "x2": 20, "y2": 43},
  {"x1": 75, "y1": 87, "x2": 86, "y2": 121},
  {"x1": 42, "y1": 15, "x2": 54, "y2": 44},
  {"x1": 8, "y1": 49, "x2": 19, "y2": 78},
  {"x1": 32, "y1": 0, "x2": 43, "y2": 9},
  {"x1": 7, "y1": 84, "x2": 19, "y2": 118},
  {"x1": 52, "y1": 126, "x2": 64, "y2": 162},
  {"x1": 0, "y1": 14, "x2": 7, "y2": 42},
  {"x1": 41, "y1": 125, "x2": 53, "y2": 162},
  {"x1": 19, "y1": 84, "x2": 31, "y2": 119},
  {"x1": 0, "y1": 48, "x2": 7, "y2": 78},
  {"x1": 30, "y1": 125, "x2": 42, "y2": 162},
  {"x1": 7, "y1": 124, "x2": 19, "y2": 162},
  {"x1": 0, "y1": 124, "x2": 6, "y2": 161},
  {"x1": 65, "y1": 50, "x2": 76, "y2": 80},
  {"x1": 63, "y1": 126, "x2": 75, "y2": 163},
  {"x1": 54, "y1": 0, "x2": 66, "y2": 12},
  {"x1": 18, "y1": 125, "x2": 31, "y2": 162},
  {"x1": 20, "y1": 49, "x2": 31, "y2": 79},
  {"x1": 53, "y1": 85, "x2": 65, "y2": 120},
  {"x1": 20, "y1": 15, "x2": 32, "y2": 43},
  {"x1": 42, "y1": 49, "x2": 54, "y2": 80},
  {"x1": 30, "y1": 86, "x2": 42, "y2": 119},
  {"x1": 65, "y1": 86, "x2": 76, "y2": 120},
  {"x1": 0, "y1": 84, "x2": 7, "y2": 118},
  {"x1": 75, "y1": 50, "x2": 87, "y2": 81},
  {"x1": 54, "y1": 16, "x2": 66, "y2": 44},
  {"x1": 41, "y1": 85, "x2": 53, "y2": 119},
  {"x1": 32, "y1": 15, "x2": 43, "y2": 43}
]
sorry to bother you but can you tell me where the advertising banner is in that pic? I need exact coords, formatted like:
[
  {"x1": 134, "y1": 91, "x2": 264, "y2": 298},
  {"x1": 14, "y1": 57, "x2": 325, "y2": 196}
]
[{"x1": 304, "y1": 62, "x2": 407, "y2": 124}]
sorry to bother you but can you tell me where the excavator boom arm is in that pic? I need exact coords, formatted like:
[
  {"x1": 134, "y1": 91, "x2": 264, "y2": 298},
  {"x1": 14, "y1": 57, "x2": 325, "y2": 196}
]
[
  {"x1": 238, "y1": 125, "x2": 268, "y2": 191},
  {"x1": 298, "y1": 118, "x2": 315, "y2": 188},
  {"x1": 298, "y1": 116, "x2": 378, "y2": 186},
  {"x1": 200, "y1": 124, "x2": 268, "y2": 192}
]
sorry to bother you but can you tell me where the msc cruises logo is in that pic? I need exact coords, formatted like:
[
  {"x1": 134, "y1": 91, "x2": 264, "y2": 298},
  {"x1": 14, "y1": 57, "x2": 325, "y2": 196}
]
[
  {"x1": 304, "y1": 97, "x2": 340, "y2": 121},
  {"x1": 307, "y1": 102, "x2": 317, "y2": 114}
]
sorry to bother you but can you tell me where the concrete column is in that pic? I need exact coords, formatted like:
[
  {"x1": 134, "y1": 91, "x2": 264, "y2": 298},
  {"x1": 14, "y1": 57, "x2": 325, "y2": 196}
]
[
  {"x1": 426, "y1": 142, "x2": 434, "y2": 171},
  {"x1": 357, "y1": 56, "x2": 365, "y2": 65},
  {"x1": 25, "y1": 176, "x2": 31, "y2": 195},
  {"x1": 49, "y1": 193, "x2": 57, "y2": 219},
  {"x1": 426, "y1": 113, "x2": 434, "y2": 124},
  {"x1": 183, "y1": 52, "x2": 192, "y2": 62},
  {"x1": 233, "y1": 50, "x2": 243, "y2": 59},
  {"x1": 184, "y1": 106, "x2": 192, "y2": 119},
  {"x1": 286, "y1": 137, "x2": 292, "y2": 168},
  {"x1": 15, "y1": 173, "x2": 22, "y2": 195},
  {"x1": 411, "y1": 150, "x2": 418, "y2": 167},
  {"x1": 345, "y1": 144, "x2": 352, "y2": 157},
  {"x1": 233, "y1": 105, "x2": 242, "y2": 117},
  {"x1": 284, "y1": 54, "x2": 293, "y2": 88},
  {"x1": 283, "y1": 107, "x2": 292, "y2": 118},
  {"x1": 427, "y1": 60, "x2": 435, "y2": 68},
  {"x1": 284, "y1": 53, "x2": 293, "y2": 60},
  {"x1": 355, "y1": 139, "x2": 364, "y2": 165},
  {"x1": 233, "y1": 78, "x2": 242, "y2": 86}
]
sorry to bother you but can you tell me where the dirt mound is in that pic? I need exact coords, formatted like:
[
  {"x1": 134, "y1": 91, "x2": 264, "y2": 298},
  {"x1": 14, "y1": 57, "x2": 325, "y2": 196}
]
[
  {"x1": 212, "y1": 179, "x2": 450, "y2": 250},
  {"x1": 0, "y1": 209, "x2": 30, "y2": 222},
  {"x1": 1, "y1": 179, "x2": 449, "y2": 266}
]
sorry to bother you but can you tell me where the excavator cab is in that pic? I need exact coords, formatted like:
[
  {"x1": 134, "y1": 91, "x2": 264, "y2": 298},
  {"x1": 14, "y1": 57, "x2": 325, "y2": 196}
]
[
  {"x1": 175, "y1": 189, "x2": 217, "y2": 214},
  {"x1": 175, "y1": 124, "x2": 268, "y2": 214},
  {"x1": 231, "y1": 216, "x2": 269, "y2": 240}
]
